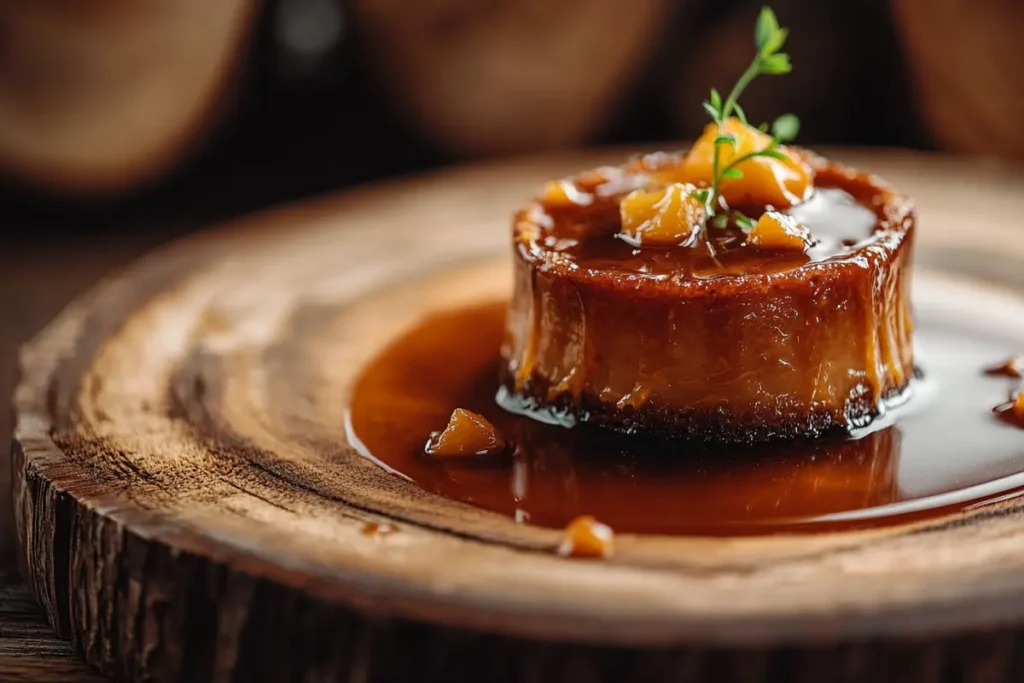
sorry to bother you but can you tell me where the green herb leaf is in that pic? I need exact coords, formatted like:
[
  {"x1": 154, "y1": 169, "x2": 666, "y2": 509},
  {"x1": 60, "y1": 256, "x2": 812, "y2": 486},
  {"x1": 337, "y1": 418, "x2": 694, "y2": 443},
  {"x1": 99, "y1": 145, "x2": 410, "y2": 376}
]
[
  {"x1": 759, "y1": 53, "x2": 792, "y2": 75},
  {"x1": 710, "y1": 88, "x2": 722, "y2": 111},
  {"x1": 761, "y1": 27, "x2": 788, "y2": 56},
  {"x1": 771, "y1": 113, "x2": 800, "y2": 141},
  {"x1": 734, "y1": 214, "x2": 756, "y2": 231},
  {"x1": 754, "y1": 7, "x2": 780, "y2": 52},
  {"x1": 758, "y1": 122, "x2": 770, "y2": 133},
  {"x1": 697, "y1": 6, "x2": 798, "y2": 234}
]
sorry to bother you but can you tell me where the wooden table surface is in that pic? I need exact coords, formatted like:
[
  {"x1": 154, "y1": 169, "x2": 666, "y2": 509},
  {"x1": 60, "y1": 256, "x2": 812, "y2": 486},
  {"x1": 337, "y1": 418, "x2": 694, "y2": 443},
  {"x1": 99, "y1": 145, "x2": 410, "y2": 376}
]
[
  {"x1": 0, "y1": 239, "x2": 167, "y2": 681},
  {"x1": 0, "y1": 232, "x2": 197, "y2": 679},
  {"x1": 0, "y1": 108, "x2": 315, "y2": 677}
]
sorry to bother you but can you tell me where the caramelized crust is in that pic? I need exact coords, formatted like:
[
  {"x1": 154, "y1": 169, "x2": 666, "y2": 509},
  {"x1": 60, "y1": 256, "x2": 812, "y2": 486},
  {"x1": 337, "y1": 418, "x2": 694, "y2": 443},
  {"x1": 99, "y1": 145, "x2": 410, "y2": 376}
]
[{"x1": 501, "y1": 153, "x2": 916, "y2": 442}]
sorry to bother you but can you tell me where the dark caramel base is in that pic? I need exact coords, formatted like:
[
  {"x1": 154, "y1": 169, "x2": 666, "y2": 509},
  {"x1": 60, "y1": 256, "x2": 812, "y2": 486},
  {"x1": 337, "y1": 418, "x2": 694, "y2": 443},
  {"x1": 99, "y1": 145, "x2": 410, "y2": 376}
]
[{"x1": 499, "y1": 368, "x2": 919, "y2": 443}]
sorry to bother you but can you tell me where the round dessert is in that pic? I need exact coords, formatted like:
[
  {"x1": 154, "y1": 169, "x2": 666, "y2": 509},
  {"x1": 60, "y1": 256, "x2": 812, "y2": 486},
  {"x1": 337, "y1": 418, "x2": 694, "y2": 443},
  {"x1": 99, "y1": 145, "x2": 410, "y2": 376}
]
[{"x1": 500, "y1": 132, "x2": 916, "y2": 442}]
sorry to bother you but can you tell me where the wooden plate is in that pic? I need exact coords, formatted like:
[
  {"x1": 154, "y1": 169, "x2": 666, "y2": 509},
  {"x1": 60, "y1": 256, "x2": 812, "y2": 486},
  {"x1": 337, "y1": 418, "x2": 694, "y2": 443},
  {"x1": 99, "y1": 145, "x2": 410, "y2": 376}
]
[{"x1": 13, "y1": 149, "x2": 1024, "y2": 682}]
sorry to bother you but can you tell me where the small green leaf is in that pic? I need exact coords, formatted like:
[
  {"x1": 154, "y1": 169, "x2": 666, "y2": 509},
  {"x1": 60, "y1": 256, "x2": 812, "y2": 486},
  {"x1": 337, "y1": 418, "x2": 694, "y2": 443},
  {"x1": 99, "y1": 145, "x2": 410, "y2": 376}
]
[
  {"x1": 734, "y1": 214, "x2": 756, "y2": 231},
  {"x1": 761, "y1": 149, "x2": 789, "y2": 161},
  {"x1": 733, "y1": 102, "x2": 748, "y2": 124},
  {"x1": 712, "y1": 213, "x2": 730, "y2": 229},
  {"x1": 771, "y1": 113, "x2": 800, "y2": 141},
  {"x1": 722, "y1": 167, "x2": 744, "y2": 180},
  {"x1": 691, "y1": 188, "x2": 710, "y2": 203},
  {"x1": 710, "y1": 88, "x2": 722, "y2": 111},
  {"x1": 761, "y1": 27, "x2": 788, "y2": 55},
  {"x1": 714, "y1": 134, "x2": 737, "y2": 147},
  {"x1": 703, "y1": 101, "x2": 719, "y2": 120},
  {"x1": 759, "y1": 53, "x2": 792, "y2": 75},
  {"x1": 758, "y1": 121, "x2": 770, "y2": 133},
  {"x1": 754, "y1": 7, "x2": 780, "y2": 52}
]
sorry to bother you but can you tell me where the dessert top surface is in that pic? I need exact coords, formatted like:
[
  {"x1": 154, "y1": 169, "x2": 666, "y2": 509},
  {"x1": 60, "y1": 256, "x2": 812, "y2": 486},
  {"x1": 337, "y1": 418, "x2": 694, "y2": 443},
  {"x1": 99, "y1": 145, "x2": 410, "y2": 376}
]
[{"x1": 515, "y1": 152, "x2": 914, "y2": 291}]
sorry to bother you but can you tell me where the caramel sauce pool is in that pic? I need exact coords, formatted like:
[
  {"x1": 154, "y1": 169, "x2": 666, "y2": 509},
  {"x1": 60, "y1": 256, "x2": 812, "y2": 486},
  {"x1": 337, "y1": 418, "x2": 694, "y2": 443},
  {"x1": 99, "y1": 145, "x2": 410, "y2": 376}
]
[{"x1": 348, "y1": 301, "x2": 1024, "y2": 535}]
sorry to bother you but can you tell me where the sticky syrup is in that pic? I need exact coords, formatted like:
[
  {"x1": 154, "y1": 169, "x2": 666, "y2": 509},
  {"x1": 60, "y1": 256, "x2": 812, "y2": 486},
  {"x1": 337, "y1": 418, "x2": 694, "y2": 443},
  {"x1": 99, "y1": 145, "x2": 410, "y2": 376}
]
[{"x1": 347, "y1": 301, "x2": 1024, "y2": 536}]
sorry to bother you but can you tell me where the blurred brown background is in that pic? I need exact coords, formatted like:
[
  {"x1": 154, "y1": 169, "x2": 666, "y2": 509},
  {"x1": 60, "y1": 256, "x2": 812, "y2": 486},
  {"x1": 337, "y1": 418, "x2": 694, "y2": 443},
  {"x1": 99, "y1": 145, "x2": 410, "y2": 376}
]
[{"x1": 4, "y1": 0, "x2": 1023, "y2": 232}]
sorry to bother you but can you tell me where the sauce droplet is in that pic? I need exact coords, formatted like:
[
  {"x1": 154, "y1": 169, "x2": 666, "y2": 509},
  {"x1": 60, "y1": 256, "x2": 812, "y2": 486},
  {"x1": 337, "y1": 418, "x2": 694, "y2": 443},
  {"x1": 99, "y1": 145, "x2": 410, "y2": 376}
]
[
  {"x1": 425, "y1": 408, "x2": 506, "y2": 457},
  {"x1": 361, "y1": 521, "x2": 399, "y2": 538},
  {"x1": 557, "y1": 515, "x2": 614, "y2": 559},
  {"x1": 985, "y1": 356, "x2": 1024, "y2": 378}
]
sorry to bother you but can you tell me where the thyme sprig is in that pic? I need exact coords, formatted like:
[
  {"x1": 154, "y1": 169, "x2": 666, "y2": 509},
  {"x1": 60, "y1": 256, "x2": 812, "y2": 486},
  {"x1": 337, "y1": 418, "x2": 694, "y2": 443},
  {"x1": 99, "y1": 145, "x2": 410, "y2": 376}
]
[{"x1": 693, "y1": 7, "x2": 801, "y2": 228}]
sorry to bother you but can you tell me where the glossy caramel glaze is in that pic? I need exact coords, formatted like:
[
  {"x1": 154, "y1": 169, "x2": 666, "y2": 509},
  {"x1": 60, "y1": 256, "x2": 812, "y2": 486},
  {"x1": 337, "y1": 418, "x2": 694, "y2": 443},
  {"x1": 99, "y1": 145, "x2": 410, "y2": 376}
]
[
  {"x1": 504, "y1": 153, "x2": 916, "y2": 441},
  {"x1": 347, "y1": 302, "x2": 1024, "y2": 536}
]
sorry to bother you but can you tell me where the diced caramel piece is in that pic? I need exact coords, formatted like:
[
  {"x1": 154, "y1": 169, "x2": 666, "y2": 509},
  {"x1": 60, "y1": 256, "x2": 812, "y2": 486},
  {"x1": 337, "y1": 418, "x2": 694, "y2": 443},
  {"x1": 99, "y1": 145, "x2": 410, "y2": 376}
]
[
  {"x1": 678, "y1": 117, "x2": 812, "y2": 208},
  {"x1": 993, "y1": 393, "x2": 1024, "y2": 427},
  {"x1": 541, "y1": 170, "x2": 611, "y2": 209},
  {"x1": 747, "y1": 211, "x2": 814, "y2": 251},
  {"x1": 618, "y1": 183, "x2": 705, "y2": 247},
  {"x1": 985, "y1": 356, "x2": 1024, "y2": 378},
  {"x1": 425, "y1": 408, "x2": 505, "y2": 457},
  {"x1": 557, "y1": 515, "x2": 614, "y2": 559}
]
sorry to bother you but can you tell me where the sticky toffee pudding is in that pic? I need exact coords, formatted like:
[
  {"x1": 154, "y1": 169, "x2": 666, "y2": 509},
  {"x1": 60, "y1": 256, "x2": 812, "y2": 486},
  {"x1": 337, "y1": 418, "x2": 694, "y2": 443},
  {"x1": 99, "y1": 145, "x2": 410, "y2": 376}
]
[{"x1": 502, "y1": 152, "x2": 915, "y2": 441}]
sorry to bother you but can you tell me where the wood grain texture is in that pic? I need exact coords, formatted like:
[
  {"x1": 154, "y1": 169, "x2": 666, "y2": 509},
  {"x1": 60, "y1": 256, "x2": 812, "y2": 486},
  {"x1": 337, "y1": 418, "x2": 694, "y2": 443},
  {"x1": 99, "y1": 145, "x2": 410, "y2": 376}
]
[{"x1": 11, "y1": 149, "x2": 1024, "y2": 682}]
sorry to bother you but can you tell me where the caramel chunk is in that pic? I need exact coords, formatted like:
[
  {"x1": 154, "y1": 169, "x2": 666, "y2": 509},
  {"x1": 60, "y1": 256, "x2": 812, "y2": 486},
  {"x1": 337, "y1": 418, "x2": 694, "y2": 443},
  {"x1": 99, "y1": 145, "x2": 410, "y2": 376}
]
[
  {"x1": 747, "y1": 211, "x2": 814, "y2": 251},
  {"x1": 618, "y1": 183, "x2": 706, "y2": 247},
  {"x1": 425, "y1": 408, "x2": 505, "y2": 457},
  {"x1": 540, "y1": 169, "x2": 614, "y2": 209},
  {"x1": 985, "y1": 356, "x2": 1024, "y2": 378},
  {"x1": 993, "y1": 393, "x2": 1024, "y2": 427},
  {"x1": 678, "y1": 118, "x2": 812, "y2": 209},
  {"x1": 556, "y1": 515, "x2": 614, "y2": 559},
  {"x1": 541, "y1": 178, "x2": 594, "y2": 208}
]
